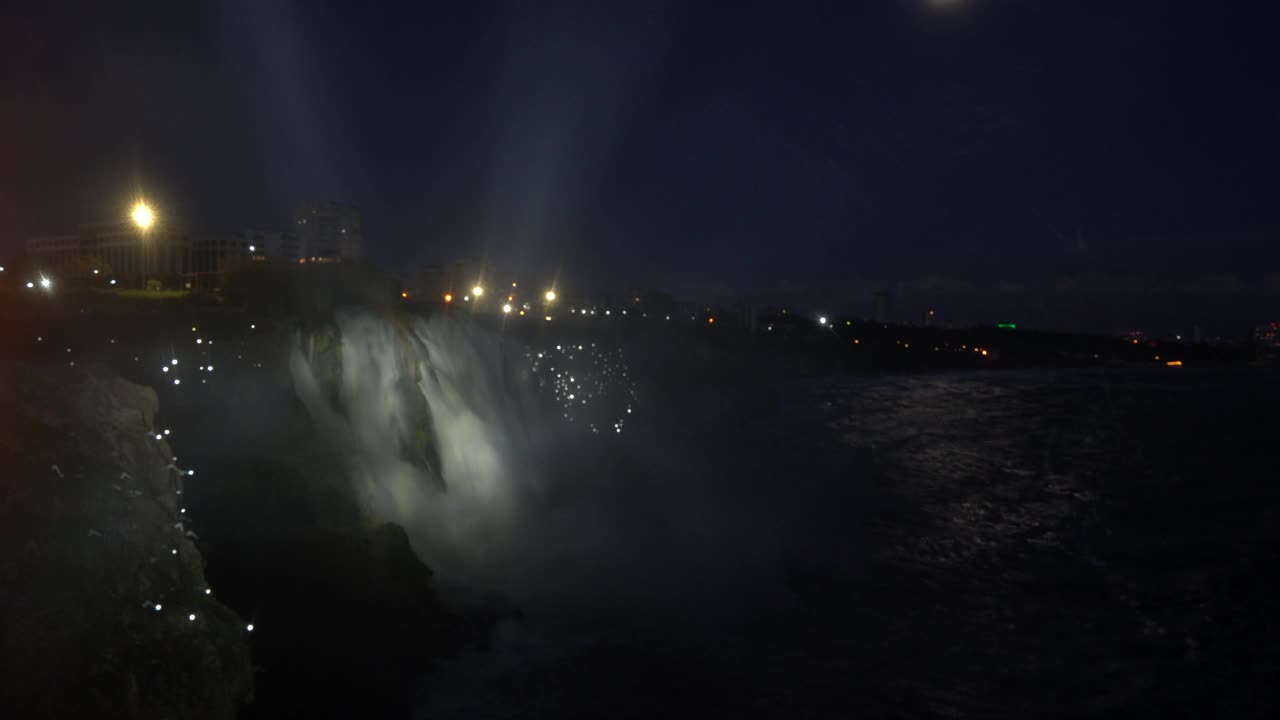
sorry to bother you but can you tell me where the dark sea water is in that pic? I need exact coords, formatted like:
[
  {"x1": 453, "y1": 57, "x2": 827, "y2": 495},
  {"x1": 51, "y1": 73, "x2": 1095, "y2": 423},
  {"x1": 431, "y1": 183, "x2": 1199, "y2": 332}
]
[{"x1": 420, "y1": 368, "x2": 1280, "y2": 719}]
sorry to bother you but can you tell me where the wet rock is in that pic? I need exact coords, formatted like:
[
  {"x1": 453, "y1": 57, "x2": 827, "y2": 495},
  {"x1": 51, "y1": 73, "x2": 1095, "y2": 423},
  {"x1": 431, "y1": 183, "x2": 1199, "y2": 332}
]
[{"x1": 0, "y1": 364, "x2": 253, "y2": 719}]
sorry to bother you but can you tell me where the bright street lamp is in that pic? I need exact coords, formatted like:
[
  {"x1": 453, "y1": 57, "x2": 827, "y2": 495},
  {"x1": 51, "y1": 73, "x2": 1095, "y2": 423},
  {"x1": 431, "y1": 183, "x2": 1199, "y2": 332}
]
[
  {"x1": 131, "y1": 201, "x2": 155, "y2": 230},
  {"x1": 39, "y1": 276, "x2": 52, "y2": 290},
  {"x1": 544, "y1": 290, "x2": 557, "y2": 302},
  {"x1": 472, "y1": 285, "x2": 484, "y2": 297},
  {"x1": 502, "y1": 304, "x2": 512, "y2": 314}
]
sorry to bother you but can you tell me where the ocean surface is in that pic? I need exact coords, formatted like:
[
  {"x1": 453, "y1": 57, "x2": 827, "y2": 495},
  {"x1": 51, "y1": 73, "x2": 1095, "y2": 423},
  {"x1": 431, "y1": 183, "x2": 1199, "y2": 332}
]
[{"x1": 420, "y1": 367, "x2": 1280, "y2": 719}]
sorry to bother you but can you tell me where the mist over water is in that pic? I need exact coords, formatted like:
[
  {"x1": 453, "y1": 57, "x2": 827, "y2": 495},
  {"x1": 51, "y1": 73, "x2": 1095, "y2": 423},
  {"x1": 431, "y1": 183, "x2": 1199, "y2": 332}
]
[{"x1": 289, "y1": 311, "x2": 789, "y2": 621}]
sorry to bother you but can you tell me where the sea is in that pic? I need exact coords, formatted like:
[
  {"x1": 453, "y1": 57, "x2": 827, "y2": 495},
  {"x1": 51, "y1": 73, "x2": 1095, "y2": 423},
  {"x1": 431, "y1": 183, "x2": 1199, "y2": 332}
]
[{"x1": 418, "y1": 366, "x2": 1280, "y2": 719}]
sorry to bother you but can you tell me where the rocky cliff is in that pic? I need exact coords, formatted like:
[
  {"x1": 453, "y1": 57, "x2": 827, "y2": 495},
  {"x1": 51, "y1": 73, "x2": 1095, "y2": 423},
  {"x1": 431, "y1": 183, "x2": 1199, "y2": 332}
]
[{"x1": 1, "y1": 365, "x2": 254, "y2": 719}]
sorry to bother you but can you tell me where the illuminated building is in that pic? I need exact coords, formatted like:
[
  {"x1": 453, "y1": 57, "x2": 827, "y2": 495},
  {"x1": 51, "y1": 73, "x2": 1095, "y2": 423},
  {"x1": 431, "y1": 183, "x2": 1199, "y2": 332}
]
[
  {"x1": 293, "y1": 200, "x2": 364, "y2": 261},
  {"x1": 27, "y1": 220, "x2": 194, "y2": 287}
]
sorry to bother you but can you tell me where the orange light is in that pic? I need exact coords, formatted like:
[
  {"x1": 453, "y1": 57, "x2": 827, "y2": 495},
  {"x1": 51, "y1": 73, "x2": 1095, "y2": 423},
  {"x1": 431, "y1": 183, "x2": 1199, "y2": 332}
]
[
  {"x1": 1166, "y1": 360, "x2": 1183, "y2": 367},
  {"x1": 708, "y1": 317, "x2": 715, "y2": 324},
  {"x1": 401, "y1": 291, "x2": 408, "y2": 298},
  {"x1": 508, "y1": 295, "x2": 513, "y2": 302},
  {"x1": 981, "y1": 349, "x2": 989, "y2": 356},
  {"x1": 443, "y1": 293, "x2": 453, "y2": 303},
  {"x1": 853, "y1": 339, "x2": 860, "y2": 344}
]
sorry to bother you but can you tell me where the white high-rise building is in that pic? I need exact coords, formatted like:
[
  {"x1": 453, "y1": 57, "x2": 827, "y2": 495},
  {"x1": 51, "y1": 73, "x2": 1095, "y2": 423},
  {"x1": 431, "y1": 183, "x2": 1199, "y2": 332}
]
[{"x1": 292, "y1": 201, "x2": 363, "y2": 261}]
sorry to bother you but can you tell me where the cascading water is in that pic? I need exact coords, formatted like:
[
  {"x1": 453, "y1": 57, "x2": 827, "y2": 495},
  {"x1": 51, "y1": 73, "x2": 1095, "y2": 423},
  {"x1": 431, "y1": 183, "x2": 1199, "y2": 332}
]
[
  {"x1": 290, "y1": 309, "x2": 784, "y2": 624},
  {"x1": 291, "y1": 311, "x2": 548, "y2": 582}
]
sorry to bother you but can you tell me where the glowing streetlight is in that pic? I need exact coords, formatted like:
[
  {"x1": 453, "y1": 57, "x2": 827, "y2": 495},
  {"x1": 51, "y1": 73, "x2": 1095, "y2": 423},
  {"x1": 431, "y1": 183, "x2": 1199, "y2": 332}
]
[
  {"x1": 443, "y1": 293, "x2": 453, "y2": 303},
  {"x1": 818, "y1": 316, "x2": 828, "y2": 326},
  {"x1": 39, "y1": 276, "x2": 52, "y2": 290},
  {"x1": 472, "y1": 285, "x2": 484, "y2": 297},
  {"x1": 502, "y1": 303, "x2": 512, "y2": 314},
  {"x1": 544, "y1": 290, "x2": 557, "y2": 302},
  {"x1": 131, "y1": 201, "x2": 155, "y2": 231}
]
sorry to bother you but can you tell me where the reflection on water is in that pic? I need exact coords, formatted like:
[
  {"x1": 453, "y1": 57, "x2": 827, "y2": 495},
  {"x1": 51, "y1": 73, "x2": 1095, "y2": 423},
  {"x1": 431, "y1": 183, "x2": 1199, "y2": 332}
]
[{"x1": 422, "y1": 367, "x2": 1280, "y2": 718}]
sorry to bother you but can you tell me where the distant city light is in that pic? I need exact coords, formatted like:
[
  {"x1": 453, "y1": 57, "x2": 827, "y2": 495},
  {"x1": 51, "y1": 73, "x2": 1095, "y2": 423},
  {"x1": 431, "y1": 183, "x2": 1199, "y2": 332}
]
[
  {"x1": 818, "y1": 316, "x2": 827, "y2": 325},
  {"x1": 401, "y1": 291, "x2": 408, "y2": 298},
  {"x1": 545, "y1": 315, "x2": 552, "y2": 321},
  {"x1": 249, "y1": 245, "x2": 256, "y2": 252},
  {"x1": 246, "y1": 624, "x2": 254, "y2": 632},
  {"x1": 472, "y1": 285, "x2": 484, "y2": 297},
  {"x1": 39, "y1": 276, "x2": 52, "y2": 290},
  {"x1": 708, "y1": 317, "x2": 715, "y2": 324},
  {"x1": 110, "y1": 279, "x2": 116, "y2": 285},
  {"x1": 545, "y1": 290, "x2": 557, "y2": 302},
  {"x1": 502, "y1": 303, "x2": 512, "y2": 314},
  {"x1": 26, "y1": 282, "x2": 34, "y2": 289},
  {"x1": 93, "y1": 268, "x2": 99, "y2": 275},
  {"x1": 997, "y1": 323, "x2": 1017, "y2": 329},
  {"x1": 444, "y1": 293, "x2": 453, "y2": 303},
  {"x1": 519, "y1": 310, "x2": 525, "y2": 316},
  {"x1": 1166, "y1": 360, "x2": 1184, "y2": 367}
]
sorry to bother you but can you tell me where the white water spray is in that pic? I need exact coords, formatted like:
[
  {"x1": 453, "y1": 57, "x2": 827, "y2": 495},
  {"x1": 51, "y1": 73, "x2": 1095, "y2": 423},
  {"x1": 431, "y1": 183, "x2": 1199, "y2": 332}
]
[
  {"x1": 290, "y1": 310, "x2": 785, "y2": 618},
  {"x1": 290, "y1": 312, "x2": 548, "y2": 581}
]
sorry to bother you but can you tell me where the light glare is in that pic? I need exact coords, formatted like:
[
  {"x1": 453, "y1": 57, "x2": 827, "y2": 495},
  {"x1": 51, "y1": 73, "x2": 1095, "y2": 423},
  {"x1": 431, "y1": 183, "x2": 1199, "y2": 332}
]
[{"x1": 131, "y1": 202, "x2": 155, "y2": 230}]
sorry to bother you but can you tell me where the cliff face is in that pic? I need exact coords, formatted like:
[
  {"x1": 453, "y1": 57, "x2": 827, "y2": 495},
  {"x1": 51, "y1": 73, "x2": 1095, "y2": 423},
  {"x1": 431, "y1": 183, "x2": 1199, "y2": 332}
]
[{"x1": 1, "y1": 366, "x2": 253, "y2": 719}]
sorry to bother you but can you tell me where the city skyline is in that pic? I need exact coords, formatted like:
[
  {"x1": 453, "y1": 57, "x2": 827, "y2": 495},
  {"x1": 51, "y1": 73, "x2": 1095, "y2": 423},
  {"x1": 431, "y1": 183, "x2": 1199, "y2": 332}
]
[{"x1": 3, "y1": 0, "x2": 1277, "y2": 334}]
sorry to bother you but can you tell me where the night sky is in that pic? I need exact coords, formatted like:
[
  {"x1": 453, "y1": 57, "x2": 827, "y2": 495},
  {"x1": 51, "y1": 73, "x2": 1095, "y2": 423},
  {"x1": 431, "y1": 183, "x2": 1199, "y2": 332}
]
[{"x1": 4, "y1": 0, "x2": 1277, "y2": 333}]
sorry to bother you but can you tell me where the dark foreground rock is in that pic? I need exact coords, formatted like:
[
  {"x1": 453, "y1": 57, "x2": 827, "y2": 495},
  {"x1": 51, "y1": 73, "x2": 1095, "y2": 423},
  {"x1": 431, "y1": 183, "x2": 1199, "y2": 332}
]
[{"x1": 0, "y1": 366, "x2": 253, "y2": 719}]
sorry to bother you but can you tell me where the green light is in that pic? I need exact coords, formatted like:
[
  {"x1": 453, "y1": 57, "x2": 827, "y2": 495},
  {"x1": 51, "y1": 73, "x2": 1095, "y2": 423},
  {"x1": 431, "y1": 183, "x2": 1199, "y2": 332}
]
[{"x1": 997, "y1": 323, "x2": 1017, "y2": 329}]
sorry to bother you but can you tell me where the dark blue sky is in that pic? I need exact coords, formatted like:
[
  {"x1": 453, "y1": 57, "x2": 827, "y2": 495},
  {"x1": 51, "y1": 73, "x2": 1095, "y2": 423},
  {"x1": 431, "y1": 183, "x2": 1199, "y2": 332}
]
[{"x1": 4, "y1": 0, "x2": 1278, "y2": 333}]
